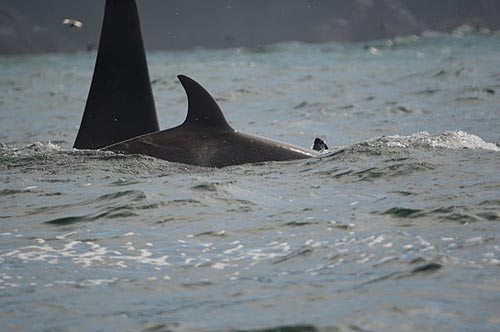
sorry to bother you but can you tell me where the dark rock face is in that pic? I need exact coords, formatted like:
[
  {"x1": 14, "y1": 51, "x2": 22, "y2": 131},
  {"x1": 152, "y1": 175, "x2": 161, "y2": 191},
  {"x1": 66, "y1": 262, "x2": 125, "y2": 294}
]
[{"x1": 1, "y1": 0, "x2": 499, "y2": 55}]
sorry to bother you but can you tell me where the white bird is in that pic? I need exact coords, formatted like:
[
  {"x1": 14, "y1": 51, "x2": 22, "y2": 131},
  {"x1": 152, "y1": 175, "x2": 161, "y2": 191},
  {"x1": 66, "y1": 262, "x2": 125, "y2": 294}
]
[{"x1": 63, "y1": 19, "x2": 83, "y2": 29}]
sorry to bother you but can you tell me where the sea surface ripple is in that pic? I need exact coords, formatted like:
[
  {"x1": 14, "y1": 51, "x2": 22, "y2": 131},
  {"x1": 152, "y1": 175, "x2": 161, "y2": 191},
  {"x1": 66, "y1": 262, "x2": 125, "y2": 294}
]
[{"x1": 1, "y1": 30, "x2": 500, "y2": 332}]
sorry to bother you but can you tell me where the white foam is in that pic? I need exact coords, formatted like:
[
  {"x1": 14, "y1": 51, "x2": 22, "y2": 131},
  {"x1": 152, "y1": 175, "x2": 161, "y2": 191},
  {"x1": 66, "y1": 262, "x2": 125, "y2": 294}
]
[
  {"x1": 212, "y1": 262, "x2": 228, "y2": 270},
  {"x1": 369, "y1": 131, "x2": 500, "y2": 151},
  {"x1": 0, "y1": 239, "x2": 171, "y2": 270}
]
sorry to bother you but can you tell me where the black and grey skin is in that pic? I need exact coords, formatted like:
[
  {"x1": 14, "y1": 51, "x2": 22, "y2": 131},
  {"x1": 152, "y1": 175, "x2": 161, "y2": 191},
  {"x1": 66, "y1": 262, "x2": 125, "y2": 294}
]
[{"x1": 74, "y1": 0, "x2": 326, "y2": 168}]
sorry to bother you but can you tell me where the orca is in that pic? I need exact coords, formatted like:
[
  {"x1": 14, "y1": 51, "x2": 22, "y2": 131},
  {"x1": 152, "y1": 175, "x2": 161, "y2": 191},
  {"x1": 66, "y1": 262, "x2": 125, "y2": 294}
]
[
  {"x1": 74, "y1": 0, "x2": 324, "y2": 168},
  {"x1": 104, "y1": 75, "x2": 318, "y2": 167},
  {"x1": 74, "y1": 0, "x2": 159, "y2": 150}
]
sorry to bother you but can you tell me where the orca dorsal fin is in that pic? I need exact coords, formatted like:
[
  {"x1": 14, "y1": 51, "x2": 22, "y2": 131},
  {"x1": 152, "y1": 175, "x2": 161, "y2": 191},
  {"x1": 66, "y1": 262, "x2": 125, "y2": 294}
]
[
  {"x1": 74, "y1": 0, "x2": 159, "y2": 149},
  {"x1": 178, "y1": 75, "x2": 233, "y2": 131}
]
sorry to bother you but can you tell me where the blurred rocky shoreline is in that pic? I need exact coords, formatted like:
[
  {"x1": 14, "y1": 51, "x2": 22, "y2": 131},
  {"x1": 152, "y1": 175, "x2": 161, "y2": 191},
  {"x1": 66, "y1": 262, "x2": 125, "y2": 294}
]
[{"x1": 1, "y1": 0, "x2": 499, "y2": 55}]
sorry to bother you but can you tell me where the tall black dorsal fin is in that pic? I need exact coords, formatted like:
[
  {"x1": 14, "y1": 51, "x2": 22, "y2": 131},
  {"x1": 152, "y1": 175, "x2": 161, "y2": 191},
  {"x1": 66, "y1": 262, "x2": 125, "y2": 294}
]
[
  {"x1": 178, "y1": 75, "x2": 233, "y2": 130},
  {"x1": 74, "y1": 0, "x2": 159, "y2": 149}
]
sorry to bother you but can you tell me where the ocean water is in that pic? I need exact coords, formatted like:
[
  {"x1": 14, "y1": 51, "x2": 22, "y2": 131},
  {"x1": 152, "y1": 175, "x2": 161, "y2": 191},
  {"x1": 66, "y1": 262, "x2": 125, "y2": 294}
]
[{"x1": 1, "y1": 30, "x2": 500, "y2": 332}]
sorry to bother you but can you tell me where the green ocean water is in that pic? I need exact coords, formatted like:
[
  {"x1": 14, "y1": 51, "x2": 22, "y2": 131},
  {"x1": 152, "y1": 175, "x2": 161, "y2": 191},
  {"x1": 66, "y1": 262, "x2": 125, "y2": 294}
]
[{"x1": 1, "y1": 31, "x2": 500, "y2": 332}]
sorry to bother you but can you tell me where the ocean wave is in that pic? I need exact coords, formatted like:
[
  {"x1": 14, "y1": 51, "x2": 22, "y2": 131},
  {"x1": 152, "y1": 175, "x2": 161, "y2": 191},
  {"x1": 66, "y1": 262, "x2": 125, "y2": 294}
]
[
  {"x1": 363, "y1": 25, "x2": 500, "y2": 51},
  {"x1": 0, "y1": 141, "x2": 207, "y2": 175},
  {"x1": 0, "y1": 131, "x2": 497, "y2": 179},
  {"x1": 361, "y1": 131, "x2": 500, "y2": 152},
  {"x1": 379, "y1": 204, "x2": 500, "y2": 224},
  {"x1": 229, "y1": 25, "x2": 500, "y2": 56}
]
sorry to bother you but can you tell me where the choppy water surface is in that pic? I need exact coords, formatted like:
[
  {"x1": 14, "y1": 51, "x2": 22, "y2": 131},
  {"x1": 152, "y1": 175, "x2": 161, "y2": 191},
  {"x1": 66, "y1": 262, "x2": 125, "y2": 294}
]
[{"x1": 1, "y1": 31, "x2": 500, "y2": 332}]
